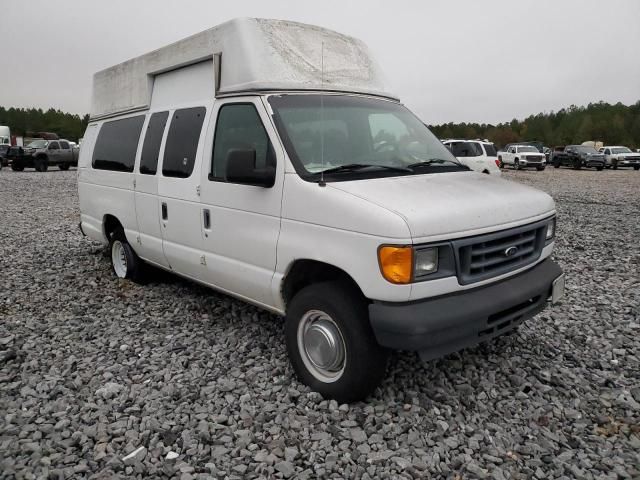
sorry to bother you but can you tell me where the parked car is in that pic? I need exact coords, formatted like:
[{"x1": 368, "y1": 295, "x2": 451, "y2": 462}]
[
  {"x1": 497, "y1": 144, "x2": 546, "y2": 170},
  {"x1": 78, "y1": 18, "x2": 564, "y2": 402},
  {"x1": 442, "y1": 139, "x2": 501, "y2": 175},
  {"x1": 0, "y1": 144, "x2": 10, "y2": 168},
  {"x1": 7, "y1": 139, "x2": 78, "y2": 171},
  {"x1": 599, "y1": 146, "x2": 640, "y2": 170},
  {"x1": 551, "y1": 145, "x2": 605, "y2": 170}
]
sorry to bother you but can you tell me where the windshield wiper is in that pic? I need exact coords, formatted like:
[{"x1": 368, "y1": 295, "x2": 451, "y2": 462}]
[
  {"x1": 318, "y1": 163, "x2": 411, "y2": 174},
  {"x1": 407, "y1": 158, "x2": 463, "y2": 169}
]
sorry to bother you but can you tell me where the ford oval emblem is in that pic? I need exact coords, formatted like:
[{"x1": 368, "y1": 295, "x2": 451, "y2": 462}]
[{"x1": 504, "y1": 246, "x2": 519, "y2": 257}]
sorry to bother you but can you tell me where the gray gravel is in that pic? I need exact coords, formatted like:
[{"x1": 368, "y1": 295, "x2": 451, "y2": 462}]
[{"x1": 1, "y1": 167, "x2": 639, "y2": 479}]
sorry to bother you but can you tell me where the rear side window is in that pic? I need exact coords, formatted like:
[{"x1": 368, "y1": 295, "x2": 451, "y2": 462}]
[
  {"x1": 483, "y1": 143, "x2": 497, "y2": 156},
  {"x1": 211, "y1": 104, "x2": 275, "y2": 181},
  {"x1": 92, "y1": 116, "x2": 145, "y2": 172},
  {"x1": 49, "y1": 141, "x2": 60, "y2": 150},
  {"x1": 60, "y1": 141, "x2": 70, "y2": 149},
  {"x1": 162, "y1": 107, "x2": 206, "y2": 178},
  {"x1": 451, "y1": 142, "x2": 482, "y2": 157},
  {"x1": 140, "y1": 111, "x2": 169, "y2": 175}
]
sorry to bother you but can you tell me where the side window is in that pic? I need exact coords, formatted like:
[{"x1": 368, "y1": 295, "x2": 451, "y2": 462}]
[
  {"x1": 604, "y1": 148, "x2": 610, "y2": 155},
  {"x1": 60, "y1": 141, "x2": 70, "y2": 149},
  {"x1": 92, "y1": 116, "x2": 145, "y2": 172},
  {"x1": 140, "y1": 111, "x2": 169, "y2": 175},
  {"x1": 49, "y1": 141, "x2": 60, "y2": 150},
  {"x1": 483, "y1": 143, "x2": 497, "y2": 156},
  {"x1": 162, "y1": 107, "x2": 206, "y2": 178},
  {"x1": 211, "y1": 103, "x2": 275, "y2": 181}
]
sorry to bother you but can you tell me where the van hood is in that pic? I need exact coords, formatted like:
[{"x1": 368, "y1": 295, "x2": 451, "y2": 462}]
[{"x1": 328, "y1": 171, "x2": 555, "y2": 241}]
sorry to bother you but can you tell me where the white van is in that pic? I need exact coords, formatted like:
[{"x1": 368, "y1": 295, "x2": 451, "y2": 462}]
[
  {"x1": 0, "y1": 126, "x2": 10, "y2": 145},
  {"x1": 79, "y1": 18, "x2": 564, "y2": 402}
]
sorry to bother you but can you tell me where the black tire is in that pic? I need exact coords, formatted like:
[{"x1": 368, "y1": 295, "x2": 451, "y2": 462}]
[
  {"x1": 109, "y1": 228, "x2": 145, "y2": 283},
  {"x1": 58, "y1": 163, "x2": 70, "y2": 171},
  {"x1": 11, "y1": 163, "x2": 24, "y2": 171},
  {"x1": 612, "y1": 160, "x2": 618, "y2": 170},
  {"x1": 596, "y1": 166, "x2": 604, "y2": 171},
  {"x1": 573, "y1": 159, "x2": 582, "y2": 170},
  {"x1": 536, "y1": 166, "x2": 545, "y2": 171},
  {"x1": 514, "y1": 158, "x2": 520, "y2": 170},
  {"x1": 553, "y1": 158, "x2": 560, "y2": 168},
  {"x1": 285, "y1": 281, "x2": 389, "y2": 403},
  {"x1": 634, "y1": 165, "x2": 639, "y2": 171},
  {"x1": 34, "y1": 157, "x2": 48, "y2": 172}
]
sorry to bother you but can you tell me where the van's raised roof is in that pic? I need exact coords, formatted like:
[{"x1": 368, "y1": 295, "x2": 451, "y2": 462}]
[{"x1": 91, "y1": 17, "x2": 396, "y2": 119}]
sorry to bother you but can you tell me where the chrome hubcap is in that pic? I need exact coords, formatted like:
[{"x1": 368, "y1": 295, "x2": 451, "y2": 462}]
[
  {"x1": 297, "y1": 310, "x2": 346, "y2": 383},
  {"x1": 111, "y1": 240, "x2": 127, "y2": 278}
]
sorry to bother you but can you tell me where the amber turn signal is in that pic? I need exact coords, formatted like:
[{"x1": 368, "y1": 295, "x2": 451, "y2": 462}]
[{"x1": 378, "y1": 246, "x2": 413, "y2": 284}]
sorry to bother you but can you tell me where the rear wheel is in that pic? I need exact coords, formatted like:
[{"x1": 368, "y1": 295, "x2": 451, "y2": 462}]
[
  {"x1": 11, "y1": 163, "x2": 24, "y2": 171},
  {"x1": 634, "y1": 165, "x2": 639, "y2": 171},
  {"x1": 573, "y1": 159, "x2": 582, "y2": 170},
  {"x1": 285, "y1": 281, "x2": 389, "y2": 403},
  {"x1": 536, "y1": 166, "x2": 545, "y2": 171},
  {"x1": 612, "y1": 160, "x2": 618, "y2": 170},
  {"x1": 109, "y1": 229, "x2": 145, "y2": 282},
  {"x1": 58, "y1": 163, "x2": 70, "y2": 171},
  {"x1": 514, "y1": 158, "x2": 520, "y2": 170},
  {"x1": 596, "y1": 166, "x2": 604, "y2": 171}
]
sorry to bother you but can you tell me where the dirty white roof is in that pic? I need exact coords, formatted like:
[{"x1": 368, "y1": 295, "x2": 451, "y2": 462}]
[{"x1": 91, "y1": 17, "x2": 395, "y2": 119}]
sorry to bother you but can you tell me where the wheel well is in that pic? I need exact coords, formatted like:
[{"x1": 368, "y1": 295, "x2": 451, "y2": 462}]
[
  {"x1": 103, "y1": 215, "x2": 123, "y2": 242},
  {"x1": 36, "y1": 154, "x2": 48, "y2": 160},
  {"x1": 282, "y1": 260, "x2": 364, "y2": 307}
]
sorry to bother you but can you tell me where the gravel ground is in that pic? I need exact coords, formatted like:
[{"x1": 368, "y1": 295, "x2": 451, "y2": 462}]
[{"x1": 0, "y1": 167, "x2": 638, "y2": 480}]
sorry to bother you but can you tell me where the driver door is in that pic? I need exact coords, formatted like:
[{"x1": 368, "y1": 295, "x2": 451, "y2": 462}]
[{"x1": 198, "y1": 97, "x2": 284, "y2": 308}]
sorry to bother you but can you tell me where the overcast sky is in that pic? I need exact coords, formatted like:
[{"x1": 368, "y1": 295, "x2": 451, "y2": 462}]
[{"x1": 2, "y1": 0, "x2": 639, "y2": 125}]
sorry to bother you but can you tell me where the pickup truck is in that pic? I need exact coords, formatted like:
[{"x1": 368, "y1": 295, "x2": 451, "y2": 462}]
[
  {"x1": 497, "y1": 144, "x2": 546, "y2": 170},
  {"x1": 8, "y1": 139, "x2": 79, "y2": 171},
  {"x1": 551, "y1": 145, "x2": 605, "y2": 170},
  {"x1": 599, "y1": 146, "x2": 640, "y2": 170}
]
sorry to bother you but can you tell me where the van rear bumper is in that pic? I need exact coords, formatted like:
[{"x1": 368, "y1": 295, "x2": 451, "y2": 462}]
[{"x1": 368, "y1": 259, "x2": 563, "y2": 359}]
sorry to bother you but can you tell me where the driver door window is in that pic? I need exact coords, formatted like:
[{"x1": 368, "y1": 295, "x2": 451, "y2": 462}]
[
  {"x1": 210, "y1": 103, "x2": 275, "y2": 183},
  {"x1": 49, "y1": 141, "x2": 60, "y2": 150}
]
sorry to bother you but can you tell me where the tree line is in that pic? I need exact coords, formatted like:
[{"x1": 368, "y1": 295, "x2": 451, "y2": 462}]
[
  {"x1": 0, "y1": 107, "x2": 89, "y2": 142},
  {"x1": 2, "y1": 100, "x2": 639, "y2": 149},
  {"x1": 430, "y1": 101, "x2": 640, "y2": 149}
]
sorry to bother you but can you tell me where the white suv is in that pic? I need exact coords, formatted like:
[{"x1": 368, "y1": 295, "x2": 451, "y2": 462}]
[{"x1": 442, "y1": 139, "x2": 501, "y2": 175}]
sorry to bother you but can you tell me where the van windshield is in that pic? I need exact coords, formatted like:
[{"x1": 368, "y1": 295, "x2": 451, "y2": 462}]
[{"x1": 268, "y1": 94, "x2": 466, "y2": 181}]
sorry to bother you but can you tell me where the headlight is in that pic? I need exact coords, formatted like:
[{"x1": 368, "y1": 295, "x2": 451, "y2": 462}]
[
  {"x1": 546, "y1": 217, "x2": 556, "y2": 240},
  {"x1": 414, "y1": 247, "x2": 439, "y2": 278},
  {"x1": 378, "y1": 245, "x2": 441, "y2": 284}
]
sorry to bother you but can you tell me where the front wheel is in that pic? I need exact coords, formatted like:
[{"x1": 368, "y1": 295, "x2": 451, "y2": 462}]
[
  {"x1": 612, "y1": 160, "x2": 618, "y2": 170},
  {"x1": 109, "y1": 229, "x2": 145, "y2": 282},
  {"x1": 573, "y1": 159, "x2": 582, "y2": 170},
  {"x1": 536, "y1": 166, "x2": 545, "y2": 171},
  {"x1": 634, "y1": 165, "x2": 639, "y2": 171},
  {"x1": 514, "y1": 159, "x2": 520, "y2": 170},
  {"x1": 285, "y1": 281, "x2": 389, "y2": 403},
  {"x1": 58, "y1": 163, "x2": 70, "y2": 171},
  {"x1": 11, "y1": 163, "x2": 24, "y2": 171},
  {"x1": 596, "y1": 166, "x2": 604, "y2": 171}
]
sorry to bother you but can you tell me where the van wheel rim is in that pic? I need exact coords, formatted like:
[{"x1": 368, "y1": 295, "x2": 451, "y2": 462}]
[
  {"x1": 111, "y1": 240, "x2": 127, "y2": 278},
  {"x1": 297, "y1": 310, "x2": 346, "y2": 383}
]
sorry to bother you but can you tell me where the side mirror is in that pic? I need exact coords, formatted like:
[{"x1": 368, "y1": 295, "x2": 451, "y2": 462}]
[{"x1": 226, "y1": 148, "x2": 275, "y2": 188}]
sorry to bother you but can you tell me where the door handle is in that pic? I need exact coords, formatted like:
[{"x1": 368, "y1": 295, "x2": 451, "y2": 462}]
[
  {"x1": 161, "y1": 202, "x2": 168, "y2": 220},
  {"x1": 203, "y1": 209, "x2": 211, "y2": 229}
]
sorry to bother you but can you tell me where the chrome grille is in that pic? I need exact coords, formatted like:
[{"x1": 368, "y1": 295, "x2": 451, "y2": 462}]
[{"x1": 453, "y1": 219, "x2": 548, "y2": 285}]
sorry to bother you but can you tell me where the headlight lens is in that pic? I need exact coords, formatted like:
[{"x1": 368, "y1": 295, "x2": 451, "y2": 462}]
[
  {"x1": 378, "y1": 245, "x2": 440, "y2": 284},
  {"x1": 546, "y1": 217, "x2": 556, "y2": 240},
  {"x1": 414, "y1": 247, "x2": 439, "y2": 278}
]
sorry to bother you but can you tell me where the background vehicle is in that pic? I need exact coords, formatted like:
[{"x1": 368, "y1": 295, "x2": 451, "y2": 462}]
[
  {"x1": 0, "y1": 126, "x2": 10, "y2": 145},
  {"x1": 599, "y1": 146, "x2": 640, "y2": 170},
  {"x1": 7, "y1": 139, "x2": 78, "y2": 171},
  {"x1": 552, "y1": 145, "x2": 605, "y2": 170},
  {"x1": 442, "y1": 139, "x2": 501, "y2": 175},
  {"x1": 498, "y1": 144, "x2": 546, "y2": 170},
  {"x1": 0, "y1": 144, "x2": 10, "y2": 167}
]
